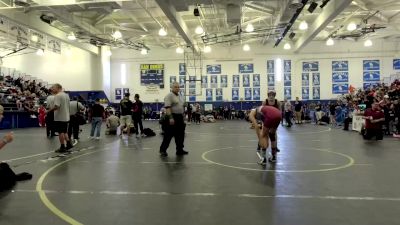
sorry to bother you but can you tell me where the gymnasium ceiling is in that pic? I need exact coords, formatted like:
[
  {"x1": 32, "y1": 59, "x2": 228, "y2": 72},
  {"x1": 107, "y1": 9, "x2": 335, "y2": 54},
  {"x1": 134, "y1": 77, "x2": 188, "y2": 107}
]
[{"x1": 0, "y1": 0, "x2": 399, "y2": 53}]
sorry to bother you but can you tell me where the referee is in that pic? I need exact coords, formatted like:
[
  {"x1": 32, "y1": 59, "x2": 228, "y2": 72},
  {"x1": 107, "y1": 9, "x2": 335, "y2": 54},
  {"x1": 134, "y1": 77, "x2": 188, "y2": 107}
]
[{"x1": 159, "y1": 82, "x2": 188, "y2": 157}]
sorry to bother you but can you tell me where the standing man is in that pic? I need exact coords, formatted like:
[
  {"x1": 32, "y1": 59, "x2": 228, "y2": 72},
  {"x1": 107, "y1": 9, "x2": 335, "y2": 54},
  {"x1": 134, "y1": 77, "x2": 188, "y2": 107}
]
[
  {"x1": 159, "y1": 82, "x2": 188, "y2": 157},
  {"x1": 119, "y1": 93, "x2": 133, "y2": 137},
  {"x1": 294, "y1": 97, "x2": 303, "y2": 124},
  {"x1": 45, "y1": 87, "x2": 56, "y2": 137},
  {"x1": 132, "y1": 94, "x2": 144, "y2": 138},
  {"x1": 89, "y1": 98, "x2": 105, "y2": 140},
  {"x1": 68, "y1": 96, "x2": 85, "y2": 143},
  {"x1": 48, "y1": 84, "x2": 72, "y2": 152},
  {"x1": 284, "y1": 99, "x2": 293, "y2": 127}
]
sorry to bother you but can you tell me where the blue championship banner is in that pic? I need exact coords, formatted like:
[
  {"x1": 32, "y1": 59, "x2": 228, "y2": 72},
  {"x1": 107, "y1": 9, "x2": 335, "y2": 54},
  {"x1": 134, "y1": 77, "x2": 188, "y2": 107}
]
[
  {"x1": 243, "y1": 74, "x2": 250, "y2": 87},
  {"x1": 206, "y1": 88, "x2": 213, "y2": 101},
  {"x1": 232, "y1": 88, "x2": 239, "y2": 101},
  {"x1": 216, "y1": 88, "x2": 223, "y2": 101},
  {"x1": 332, "y1": 72, "x2": 349, "y2": 83},
  {"x1": 302, "y1": 61, "x2": 319, "y2": 72},
  {"x1": 140, "y1": 64, "x2": 164, "y2": 86},
  {"x1": 302, "y1": 87, "x2": 309, "y2": 100},
  {"x1": 221, "y1": 75, "x2": 228, "y2": 88},
  {"x1": 332, "y1": 61, "x2": 348, "y2": 72},
  {"x1": 284, "y1": 87, "x2": 291, "y2": 100},
  {"x1": 394, "y1": 59, "x2": 400, "y2": 70},
  {"x1": 201, "y1": 76, "x2": 207, "y2": 88},
  {"x1": 267, "y1": 60, "x2": 274, "y2": 73},
  {"x1": 239, "y1": 63, "x2": 254, "y2": 73},
  {"x1": 253, "y1": 88, "x2": 260, "y2": 100},
  {"x1": 207, "y1": 64, "x2": 221, "y2": 74},
  {"x1": 232, "y1": 75, "x2": 240, "y2": 87},
  {"x1": 253, "y1": 74, "x2": 260, "y2": 87},
  {"x1": 363, "y1": 60, "x2": 380, "y2": 71},
  {"x1": 332, "y1": 83, "x2": 349, "y2": 94},
  {"x1": 244, "y1": 88, "x2": 252, "y2": 100},
  {"x1": 179, "y1": 63, "x2": 186, "y2": 75}
]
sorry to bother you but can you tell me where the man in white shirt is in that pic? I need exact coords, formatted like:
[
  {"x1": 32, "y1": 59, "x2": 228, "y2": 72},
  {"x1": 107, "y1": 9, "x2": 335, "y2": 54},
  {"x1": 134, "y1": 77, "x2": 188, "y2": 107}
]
[{"x1": 48, "y1": 83, "x2": 72, "y2": 152}]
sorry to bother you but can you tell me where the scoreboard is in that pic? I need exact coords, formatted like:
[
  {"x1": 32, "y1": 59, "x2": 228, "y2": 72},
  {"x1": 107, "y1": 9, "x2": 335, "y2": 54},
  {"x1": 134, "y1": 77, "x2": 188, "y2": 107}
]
[{"x1": 140, "y1": 64, "x2": 164, "y2": 86}]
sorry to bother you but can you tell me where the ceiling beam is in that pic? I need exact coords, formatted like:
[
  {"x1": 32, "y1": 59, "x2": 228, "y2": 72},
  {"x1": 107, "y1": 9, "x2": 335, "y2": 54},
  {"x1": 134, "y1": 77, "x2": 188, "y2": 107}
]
[
  {"x1": 94, "y1": 13, "x2": 112, "y2": 26},
  {"x1": 120, "y1": 10, "x2": 148, "y2": 32},
  {"x1": 154, "y1": 0, "x2": 196, "y2": 50},
  {"x1": 244, "y1": 3, "x2": 274, "y2": 15},
  {"x1": 294, "y1": 0, "x2": 351, "y2": 53},
  {"x1": 0, "y1": 11, "x2": 98, "y2": 54}
]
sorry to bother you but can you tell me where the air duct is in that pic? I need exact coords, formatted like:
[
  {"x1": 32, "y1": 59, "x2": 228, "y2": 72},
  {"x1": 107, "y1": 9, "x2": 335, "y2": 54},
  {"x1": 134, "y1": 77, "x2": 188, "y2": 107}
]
[
  {"x1": 226, "y1": 3, "x2": 241, "y2": 26},
  {"x1": 14, "y1": 0, "x2": 30, "y2": 7},
  {"x1": 289, "y1": 0, "x2": 304, "y2": 10}
]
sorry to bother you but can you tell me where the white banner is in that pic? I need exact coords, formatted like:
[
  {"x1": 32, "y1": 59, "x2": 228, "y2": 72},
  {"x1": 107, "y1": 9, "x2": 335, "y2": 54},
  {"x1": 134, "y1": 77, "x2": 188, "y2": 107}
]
[
  {"x1": 9, "y1": 21, "x2": 29, "y2": 45},
  {"x1": 47, "y1": 37, "x2": 61, "y2": 54}
]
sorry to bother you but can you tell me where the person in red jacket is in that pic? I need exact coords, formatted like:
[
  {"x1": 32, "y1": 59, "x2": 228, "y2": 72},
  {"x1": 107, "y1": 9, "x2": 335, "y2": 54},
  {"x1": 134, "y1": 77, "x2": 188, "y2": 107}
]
[
  {"x1": 38, "y1": 104, "x2": 46, "y2": 127},
  {"x1": 363, "y1": 102, "x2": 385, "y2": 140}
]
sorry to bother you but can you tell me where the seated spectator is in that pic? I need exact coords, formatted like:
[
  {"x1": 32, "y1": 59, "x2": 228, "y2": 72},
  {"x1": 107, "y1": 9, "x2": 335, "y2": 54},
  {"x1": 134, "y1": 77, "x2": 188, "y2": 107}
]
[
  {"x1": 24, "y1": 96, "x2": 37, "y2": 118},
  {"x1": 106, "y1": 111, "x2": 120, "y2": 135}
]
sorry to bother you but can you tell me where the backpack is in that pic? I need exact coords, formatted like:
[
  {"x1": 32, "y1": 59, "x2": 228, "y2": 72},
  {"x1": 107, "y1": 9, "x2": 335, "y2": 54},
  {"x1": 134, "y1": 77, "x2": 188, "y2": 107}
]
[{"x1": 143, "y1": 128, "x2": 156, "y2": 137}]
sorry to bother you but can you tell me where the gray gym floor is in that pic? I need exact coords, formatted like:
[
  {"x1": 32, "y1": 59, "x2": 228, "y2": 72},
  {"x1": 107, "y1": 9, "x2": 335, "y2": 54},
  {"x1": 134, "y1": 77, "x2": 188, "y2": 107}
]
[{"x1": 1, "y1": 121, "x2": 400, "y2": 225}]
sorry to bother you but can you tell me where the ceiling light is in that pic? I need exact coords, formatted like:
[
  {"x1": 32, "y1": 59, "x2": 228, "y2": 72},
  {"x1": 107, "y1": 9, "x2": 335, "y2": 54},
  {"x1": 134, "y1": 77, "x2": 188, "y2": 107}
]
[
  {"x1": 65, "y1": 48, "x2": 72, "y2": 57},
  {"x1": 283, "y1": 43, "x2": 291, "y2": 50},
  {"x1": 141, "y1": 48, "x2": 148, "y2": 55},
  {"x1": 67, "y1": 32, "x2": 76, "y2": 41},
  {"x1": 112, "y1": 30, "x2": 122, "y2": 39},
  {"x1": 105, "y1": 50, "x2": 112, "y2": 57},
  {"x1": 242, "y1": 44, "x2": 250, "y2": 51},
  {"x1": 204, "y1": 45, "x2": 211, "y2": 53},
  {"x1": 36, "y1": 49, "x2": 44, "y2": 56},
  {"x1": 176, "y1": 46, "x2": 184, "y2": 54},
  {"x1": 245, "y1": 23, "x2": 254, "y2": 32},
  {"x1": 195, "y1": 26, "x2": 204, "y2": 34},
  {"x1": 31, "y1": 35, "x2": 38, "y2": 42},
  {"x1": 364, "y1": 39, "x2": 372, "y2": 47},
  {"x1": 326, "y1": 38, "x2": 334, "y2": 46},
  {"x1": 158, "y1": 28, "x2": 167, "y2": 36},
  {"x1": 347, "y1": 22, "x2": 357, "y2": 31},
  {"x1": 299, "y1": 21, "x2": 308, "y2": 30}
]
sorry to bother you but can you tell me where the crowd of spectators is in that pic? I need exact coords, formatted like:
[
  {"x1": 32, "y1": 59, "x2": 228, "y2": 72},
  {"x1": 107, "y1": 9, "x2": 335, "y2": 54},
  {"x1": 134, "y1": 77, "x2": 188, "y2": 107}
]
[
  {"x1": 0, "y1": 76, "x2": 50, "y2": 115},
  {"x1": 299, "y1": 80, "x2": 400, "y2": 137}
]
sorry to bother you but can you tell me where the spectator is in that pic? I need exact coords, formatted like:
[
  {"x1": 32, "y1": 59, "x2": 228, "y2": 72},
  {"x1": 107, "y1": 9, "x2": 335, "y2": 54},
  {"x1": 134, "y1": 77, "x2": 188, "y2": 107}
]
[
  {"x1": 132, "y1": 94, "x2": 144, "y2": 138},
  {"x1": 119, "y1": 93, "x2": 133, "y2": 137},
  {"x1": 362, "y1": 102, "x2": 385, "y2": 140},
  {"x1": 294, "y1": 97, "x2": 302, "y2": 124},
  {"x1": 89, "y1": 98, "x2": 105, "y2": 140},
  {"x1": 284, "y1": 99, "x2": 292, "y2": 127},
  {"x1": 106, "y1": 111, "x2": 119, "y2": 135},
  {"x1": 69, "y1": 96, "x2": 85, "y2": 143}
]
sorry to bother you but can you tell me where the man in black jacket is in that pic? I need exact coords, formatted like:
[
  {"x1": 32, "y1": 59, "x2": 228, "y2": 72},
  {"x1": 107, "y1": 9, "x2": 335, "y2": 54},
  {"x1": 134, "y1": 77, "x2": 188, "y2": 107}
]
[{"x1": 133, "y1": 94, "x2": 144, "y2": 138}]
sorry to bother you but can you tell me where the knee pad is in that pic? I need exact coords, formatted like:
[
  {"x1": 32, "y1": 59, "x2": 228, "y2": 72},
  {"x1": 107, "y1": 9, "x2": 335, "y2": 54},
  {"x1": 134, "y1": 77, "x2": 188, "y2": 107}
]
[{"x1": 268, "y1": 132, "x2": 276, "y2": 142}]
